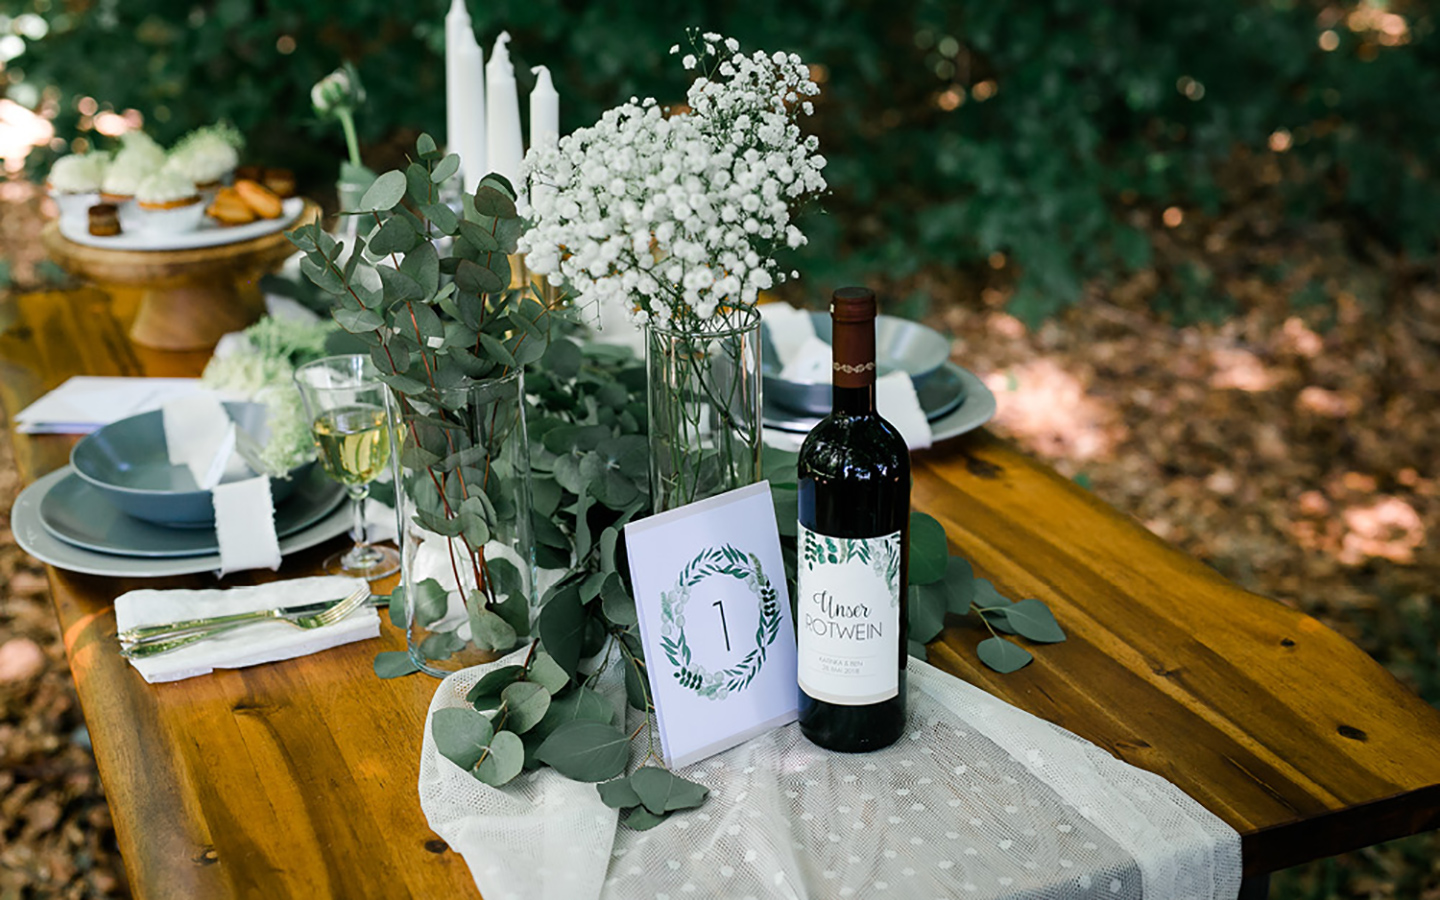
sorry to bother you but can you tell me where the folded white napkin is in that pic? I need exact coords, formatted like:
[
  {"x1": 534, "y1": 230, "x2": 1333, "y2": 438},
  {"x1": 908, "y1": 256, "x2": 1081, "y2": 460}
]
[
  {"x1": 212, "y1": 476, "x2": 283, "y2": 576},
  {"x1": 14, "y1": 376, "x2": 203, "y2": 434},
  {"x1": 765, "y1": 312, "x2": 934, "y2": 450},
  {"x1": 876, "y1": 370, "x2": 933, "y2": 449},
  {"x1": 162, "y1": 393, "x2": 236, "y2": 489},
  {"x1": 777, "y1": 335, "x2": 832, "y2": 384},
  {"x1": 759, "y1": 302, "x2": 817, "y2": 367},
  {"x1": 114, "y1": 575, "x2": 379, "y2": 684}
]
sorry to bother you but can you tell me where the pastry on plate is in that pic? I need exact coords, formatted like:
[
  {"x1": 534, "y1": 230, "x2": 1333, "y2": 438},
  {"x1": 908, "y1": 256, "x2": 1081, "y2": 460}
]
[
  {"x1": 134, "y1": 169, "x2": 205, "y2": 235},
  {"x1": 207, "y1": 187, "x2": 257, "y2": 226},
  {"x1": 46, "y1": 152, "x2": 109, "y2": 227},
  {"x1": 165, "y1": 123, "x2": 243, "y2": 196},
  {"x1": 87, "y1": 203, "x2": 121, "y2": 237},
  {"x1": 234, "y1": 179, "x2": 283, "y2": 219},
  {"x1": 261, "y1": 168, "x2": 296, "y2": 199}
]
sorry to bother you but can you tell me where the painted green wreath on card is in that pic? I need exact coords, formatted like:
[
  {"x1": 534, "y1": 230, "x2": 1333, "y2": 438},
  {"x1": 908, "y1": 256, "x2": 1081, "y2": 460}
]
[
  {"x1": 801, "y1": 528, "x2": 903, "y2": 606},
  {"x1": 659, "y1": 545, "x2": 781, "y2": 699}
]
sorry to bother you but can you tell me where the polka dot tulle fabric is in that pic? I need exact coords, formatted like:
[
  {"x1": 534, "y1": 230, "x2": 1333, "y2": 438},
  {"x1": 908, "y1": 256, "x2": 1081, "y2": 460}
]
[{"x1": 418, "y1": 654, "x2": 1240, "y2": 900}]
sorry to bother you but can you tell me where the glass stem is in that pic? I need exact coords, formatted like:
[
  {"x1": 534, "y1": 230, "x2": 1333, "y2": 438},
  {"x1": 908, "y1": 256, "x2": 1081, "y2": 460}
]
[{"x1": 348, "y1": 487, "x2": 374, "y2": 561}]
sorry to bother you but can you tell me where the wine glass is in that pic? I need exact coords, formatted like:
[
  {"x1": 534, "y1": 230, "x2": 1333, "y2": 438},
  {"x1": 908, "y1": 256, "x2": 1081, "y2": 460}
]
[{"x1": 294, "y1": 354, "x2": 400, "y2": 579}]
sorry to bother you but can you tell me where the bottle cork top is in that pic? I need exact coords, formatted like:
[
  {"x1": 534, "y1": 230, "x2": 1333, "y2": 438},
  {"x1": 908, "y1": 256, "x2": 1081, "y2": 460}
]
[{"x1": 831, "y1": 286, "x2": 877, "y2": 323}]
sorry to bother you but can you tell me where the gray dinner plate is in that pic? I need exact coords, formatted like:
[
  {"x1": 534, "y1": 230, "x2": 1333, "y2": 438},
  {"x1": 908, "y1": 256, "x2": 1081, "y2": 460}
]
[
  {"x1": 15, "y1": 466, "x2": 350, "y2": 577},
  {"x1": 762, "y1": 362, "x2": 973, "y2": 433},
  {"x1": 39, "y1": 464, "x2": 344, "y2": 558}
]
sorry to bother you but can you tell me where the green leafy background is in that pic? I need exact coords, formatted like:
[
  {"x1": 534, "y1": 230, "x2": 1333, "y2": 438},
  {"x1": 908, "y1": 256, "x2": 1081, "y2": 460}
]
[{"x1": 14, "y1": 0, "x2": 1440, "y2": 324}]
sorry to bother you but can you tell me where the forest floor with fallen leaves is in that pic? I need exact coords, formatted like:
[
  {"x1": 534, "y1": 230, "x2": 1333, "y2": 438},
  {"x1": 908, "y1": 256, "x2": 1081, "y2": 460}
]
[{"x1": 0, "y1": 168, "x2": 1437, "y2": 898}]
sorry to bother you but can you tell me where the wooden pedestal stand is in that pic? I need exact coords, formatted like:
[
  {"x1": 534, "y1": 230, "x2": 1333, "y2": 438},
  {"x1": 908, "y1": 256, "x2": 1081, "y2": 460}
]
[{"x1": 40, "y1": 199, "x2": 321, "y2": 351}]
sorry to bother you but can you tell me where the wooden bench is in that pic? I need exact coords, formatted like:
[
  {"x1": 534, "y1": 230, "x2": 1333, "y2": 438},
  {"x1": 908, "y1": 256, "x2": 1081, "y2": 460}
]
[{"x1": 4, "y1": 288, "x2": 1439, "y2": 898}]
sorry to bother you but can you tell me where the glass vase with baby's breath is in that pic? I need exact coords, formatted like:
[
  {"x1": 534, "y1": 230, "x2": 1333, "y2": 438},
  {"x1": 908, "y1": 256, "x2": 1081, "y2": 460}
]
[
  {"x1": 289, "y1": 133, "x2": 570, "y2": 674},
  {"x1": 519, "y1": 30, "x2": 828, "y2": 510}
]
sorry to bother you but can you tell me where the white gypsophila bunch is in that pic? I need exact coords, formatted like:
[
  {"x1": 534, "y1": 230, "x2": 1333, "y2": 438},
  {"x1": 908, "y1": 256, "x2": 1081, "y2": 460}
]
[{"x1": 518, "y1": 30, "x2": 826, "y2": 331}]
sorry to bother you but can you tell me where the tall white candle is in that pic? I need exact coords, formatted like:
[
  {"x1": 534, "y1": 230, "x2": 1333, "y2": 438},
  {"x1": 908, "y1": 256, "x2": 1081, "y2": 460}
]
[
  {"x1": 457, "y1": 38, "x2": 487, "y2": 192},
  {"x1": 486, "y1": 32, "x2": 525, "y2": 199},
  {"x1": 444, "y1": 0, "x2": 469, "y2": 158},
  {"x1": 528, "y1": 65, "x2": 560, "y2": 210},
  {"x1": 529, "y1": 65, "x2": 559, "y2": 149}
]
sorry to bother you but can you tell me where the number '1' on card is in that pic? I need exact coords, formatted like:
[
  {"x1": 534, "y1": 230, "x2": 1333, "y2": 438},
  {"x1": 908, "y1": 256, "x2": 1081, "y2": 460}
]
[{"x1": 624, "y1": 481, "x2": 799, "y2": 769}]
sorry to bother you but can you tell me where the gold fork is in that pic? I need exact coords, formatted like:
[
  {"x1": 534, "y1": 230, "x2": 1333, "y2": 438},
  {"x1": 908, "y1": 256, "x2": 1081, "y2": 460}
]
[{"x1": 120, "y1": 585, "x2": 371, "y2": 659}]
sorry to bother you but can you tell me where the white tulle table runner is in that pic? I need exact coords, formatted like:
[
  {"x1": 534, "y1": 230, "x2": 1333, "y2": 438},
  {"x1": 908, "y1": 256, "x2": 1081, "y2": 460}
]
[{"x1": 418, "y1": 651, "x2": 1241, "y2": 900}]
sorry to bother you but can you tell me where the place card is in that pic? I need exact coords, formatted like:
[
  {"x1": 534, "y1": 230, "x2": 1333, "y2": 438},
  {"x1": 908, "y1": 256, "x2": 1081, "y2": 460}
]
[{"x1": 625, "y1": 482, "x2": 799, "y2": 768}]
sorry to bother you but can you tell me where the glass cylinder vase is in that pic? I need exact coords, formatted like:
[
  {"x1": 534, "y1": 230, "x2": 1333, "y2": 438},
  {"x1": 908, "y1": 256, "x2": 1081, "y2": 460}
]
[
  {"x1": 389, "y1": 369, "x2": 537, "y2": 676},
  {"x1": 645, "y1": 308, "x2": 763, "y2": 513}
]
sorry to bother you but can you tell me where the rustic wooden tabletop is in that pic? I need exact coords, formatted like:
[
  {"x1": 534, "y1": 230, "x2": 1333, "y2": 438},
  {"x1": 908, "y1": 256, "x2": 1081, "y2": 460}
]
[{"x1": 4, "y1": 288, "x2": 1439, "y2": 899}]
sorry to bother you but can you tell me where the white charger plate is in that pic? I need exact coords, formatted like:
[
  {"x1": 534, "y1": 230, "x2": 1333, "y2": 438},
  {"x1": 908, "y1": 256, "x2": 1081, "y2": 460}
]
[
  {"x1": 58, "y1": 197, "x2": 304, "y2": 251},
  {"x1": 13, "y1": 465, "x2": 352, "y2": 578}
]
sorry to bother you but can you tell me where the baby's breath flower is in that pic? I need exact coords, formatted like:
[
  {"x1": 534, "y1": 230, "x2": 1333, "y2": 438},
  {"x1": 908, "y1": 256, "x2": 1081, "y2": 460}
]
[{"x1": 518, "y1": 33, "x2": 826, "y2": 331}]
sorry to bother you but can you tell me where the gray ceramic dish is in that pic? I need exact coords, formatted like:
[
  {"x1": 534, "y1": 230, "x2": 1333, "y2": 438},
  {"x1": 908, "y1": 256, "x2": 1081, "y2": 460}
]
[
  {"x1": 69, "y1": 401, "x2": 313, "y2": 528},
  {"x1": 762, "y1": 312, "x2": 952, "y2": 415}
]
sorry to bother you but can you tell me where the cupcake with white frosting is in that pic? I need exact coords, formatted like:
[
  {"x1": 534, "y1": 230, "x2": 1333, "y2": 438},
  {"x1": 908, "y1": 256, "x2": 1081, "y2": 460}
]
[
  {"x1": 46, "y1": 152, "x2": 109, "y2": 227},
  {"x1": 101, "y1": 146, "x2": 164, "y2": 206},
  {"x1": 134, "y1": 168, "x2": 205, "y2": 235},
  {"x1": 165, "y1": 123, "x2": 243, "y2": 195}
]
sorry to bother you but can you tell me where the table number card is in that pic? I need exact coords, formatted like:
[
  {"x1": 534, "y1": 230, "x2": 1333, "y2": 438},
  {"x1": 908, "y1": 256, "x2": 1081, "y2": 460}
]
[{"x1": 625, "y1": 482, "x2": 799, "y2": 768}]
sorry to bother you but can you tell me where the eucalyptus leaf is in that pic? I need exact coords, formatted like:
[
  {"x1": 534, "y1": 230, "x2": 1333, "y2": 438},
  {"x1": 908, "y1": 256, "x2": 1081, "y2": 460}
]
[
  {"x1": 469, "y1": 602, "x2": 518, "y2": 652},
  {"x1": 629, "y1": 766, "x2": 709, "y2": 815},
  {"x1": 907, "y1": 582, "x2": 948, "y2": 645},
  {"x1": 981, "y1": 605, "x2": 1018, "y2": 635},
  {"x1": 431, "y1": 153, "x2": 461, "y2": 184},
  {"x1": 432, "y1": 707, "x2": 494, "y2": 770},
  {"x1": 359, "y1": 170, "x2": 407, "y2": 211},
  {"x1": 374, "y1": 651, "x2": 421, "y2": 679},
  {"x1": 538, "y1": 583, "x2": 586, "y2": 676},
  {"x1": 600, "y1": 573, "x2": 638, "y2": 627},
  {"x1": 597, "y1": 777, "x2": 642, "y2": 810},
  {"x1": 534, "y1": 720, "x2": 630, "y2": 782},
  {"x1": 1004, "y1": 598, "x2": 1067, "y2": 643},
  {"x1": 334, "y1": 307, "x2": 383, "y2": 333},
  {"x1": 474, "y1": 184, "x2": 517, "y2": 218},
  {"x1": 369, "y1": 215, "x2": 418, "y2": 256},
  {"x1": 526, "y1": 651, "x2": 571, "y2": 694},
  {"x1": 909, "y1": 512, "x2": 949, "y2": 585},
  {"x1": 624, "y1": 806, "x2": 667, "y2": 830},
  {"x1": 530, "y1": 684, "x2": 616, "y2": 742},
  {"x1": 500, "y1": 681, "x2": 552, "y2": 734},
  {"x1": 474, "y1": 729, "x2": 525, "y2": 786},
  {"x1": 976, "y1": 636, "x2": 1034, "y2": 673},
  {"x1": 907, "y1": 640, "x2": 930, "y2": 661},
  {"x1": 465, "y1": 664, "x2": 526, "y2": 704},
  {"x1": 944, "y1": 556, "x2": 977, "y2": 614}
]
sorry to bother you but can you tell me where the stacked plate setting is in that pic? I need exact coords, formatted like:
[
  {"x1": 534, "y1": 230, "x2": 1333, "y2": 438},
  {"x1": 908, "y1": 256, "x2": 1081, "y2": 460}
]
[
  {"x1": 13, "y1": 403, "x2": 350, "y2": 578},
  {"x1": 761, "y1": 312, "x2": 996, "y2": 441}
]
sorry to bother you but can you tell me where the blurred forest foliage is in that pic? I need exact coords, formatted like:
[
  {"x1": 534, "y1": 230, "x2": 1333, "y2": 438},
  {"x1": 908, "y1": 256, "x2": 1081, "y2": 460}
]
[{"x1": 8, "y1": 0, "x2": 1439, "y2": 323}]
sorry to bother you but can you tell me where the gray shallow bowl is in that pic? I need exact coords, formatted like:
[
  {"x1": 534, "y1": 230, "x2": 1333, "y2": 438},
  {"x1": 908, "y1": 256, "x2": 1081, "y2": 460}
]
[
  {"x1": 69, "y1": 401, "x2": 312, "y2": 528},
  {"x1": 762, "y1": 312, "x2": 952, "y2": 415}
]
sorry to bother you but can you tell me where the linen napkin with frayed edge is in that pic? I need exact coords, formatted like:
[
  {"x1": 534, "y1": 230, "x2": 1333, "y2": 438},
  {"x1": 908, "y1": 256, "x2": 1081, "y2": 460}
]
[{"x1": 114, "y1": 576, "x2": 379, "y2": 684}]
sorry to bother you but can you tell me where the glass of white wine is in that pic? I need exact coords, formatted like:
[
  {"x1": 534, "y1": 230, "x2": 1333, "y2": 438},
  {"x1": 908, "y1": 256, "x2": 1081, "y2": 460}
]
[{"x1": 294, "y1": 354, "x2": 400, "y2": 579}]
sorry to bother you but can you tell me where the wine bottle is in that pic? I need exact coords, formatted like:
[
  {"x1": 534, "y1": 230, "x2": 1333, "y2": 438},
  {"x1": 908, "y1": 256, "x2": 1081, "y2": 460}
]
[{"x1": 796, "y1": 287, "x2": 911, "y2": 752}]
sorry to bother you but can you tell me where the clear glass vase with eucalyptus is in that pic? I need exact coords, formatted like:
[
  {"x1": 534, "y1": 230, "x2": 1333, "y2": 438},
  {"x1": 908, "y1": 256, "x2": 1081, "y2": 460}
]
[
  {"x1": 646, "y1": 307, "x2": 762, "y2": 511},
  {"x1": 391, "y1": 369, "x2": 536, "y2": 673},
  {"x1": 290, "y1": 133, "x2": 563, "y2": 673}
]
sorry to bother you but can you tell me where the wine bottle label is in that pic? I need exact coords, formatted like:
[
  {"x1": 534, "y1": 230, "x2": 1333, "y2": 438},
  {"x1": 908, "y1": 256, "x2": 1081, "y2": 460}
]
[{"x1": 796, "y1": 522, "x2": 902, "y2": 705}]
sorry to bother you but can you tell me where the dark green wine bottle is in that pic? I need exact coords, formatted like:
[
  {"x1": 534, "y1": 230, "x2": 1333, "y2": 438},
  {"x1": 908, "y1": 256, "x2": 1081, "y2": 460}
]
[{"x1": 796, "y1": 287, "x2": 910, "y2": 752}]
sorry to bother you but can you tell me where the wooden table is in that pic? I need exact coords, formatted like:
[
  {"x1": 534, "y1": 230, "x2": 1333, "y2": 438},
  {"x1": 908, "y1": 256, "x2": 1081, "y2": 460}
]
[{"x1": 4, "y1": 288, "x2": 1440, "y2": 899}]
